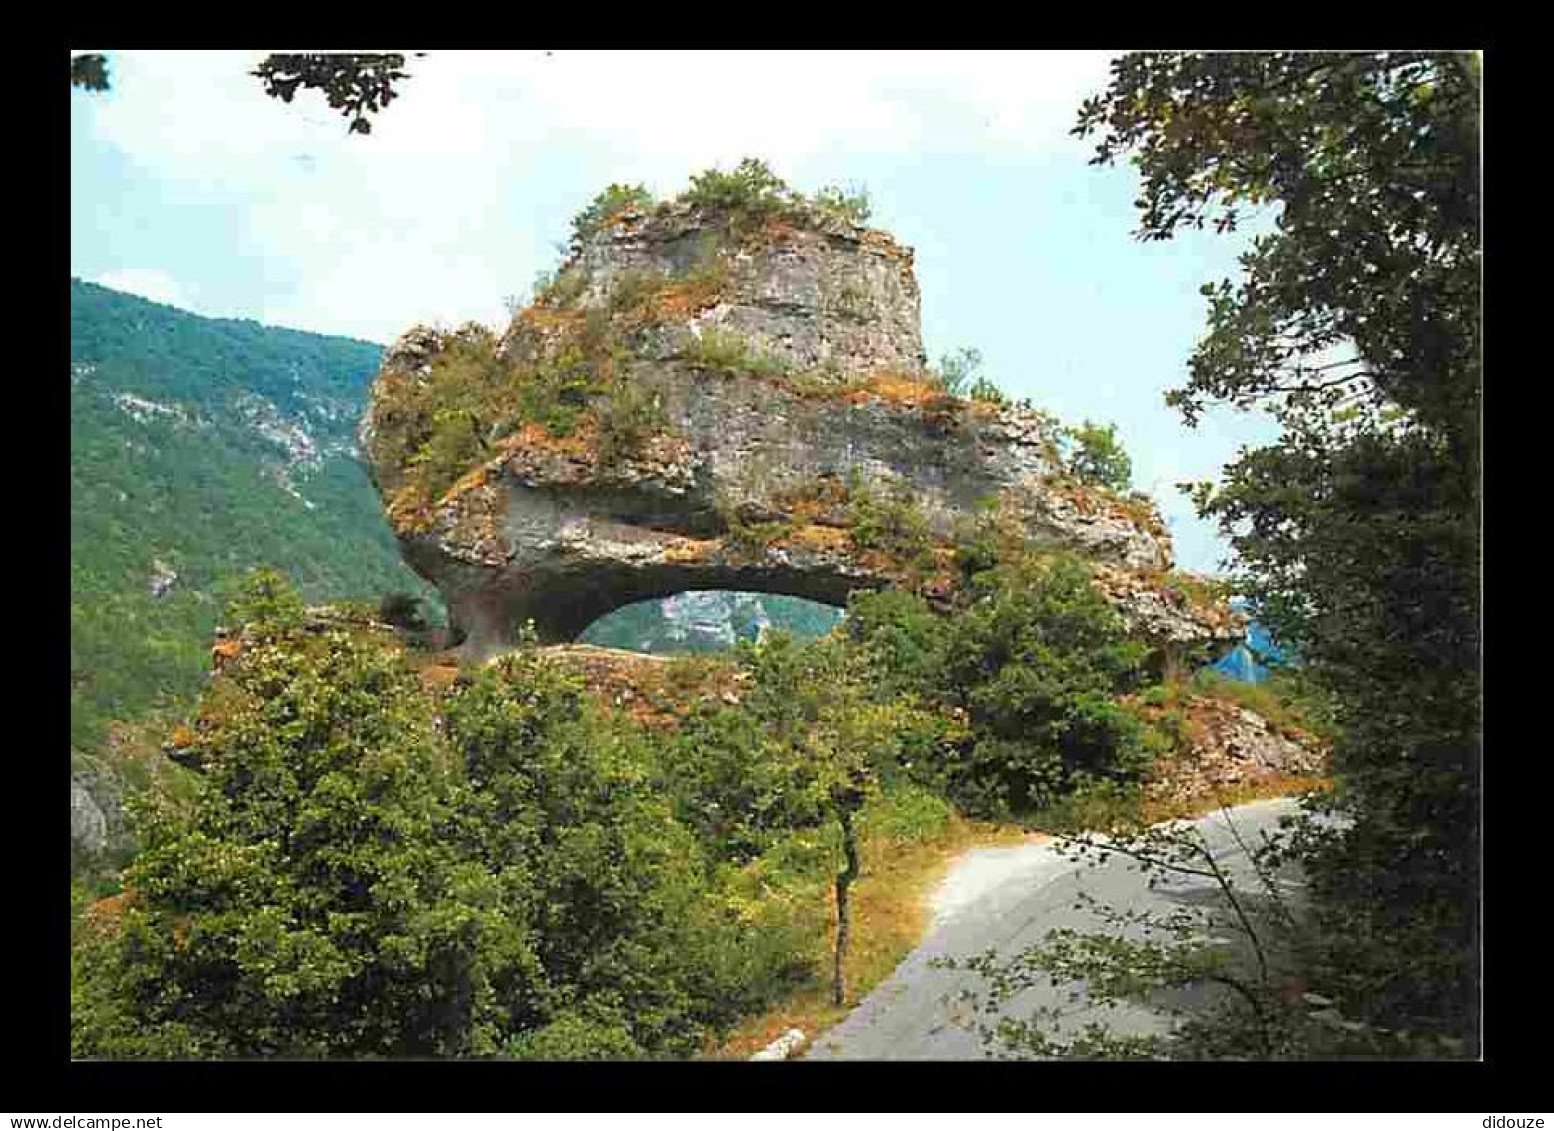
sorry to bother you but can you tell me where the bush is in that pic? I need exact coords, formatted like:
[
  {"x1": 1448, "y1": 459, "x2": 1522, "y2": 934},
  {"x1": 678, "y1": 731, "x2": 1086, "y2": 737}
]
[
  {"x1": 385, "y1": 328, "x2": 511, "y2": 505},
  {"x1": 683, "y1": 157, "x2": 793, "y2": 217},
  {"x1": 72, "y1": 576, "x2": 817, "y2": 1059},
  {"x1": 682, "y1": 329, "x2": 790, "y2": 380},
  {"x1": 859, "y1": 781, "x2": 954, "y2": 843},
  {"x1": 595, "y1": 376, "x2": 667, "y2": 466},
  {"x1": 1064, "y1": 420, "x2": 1133, "y2": 491},
  {"x1": 932, "y1": 553, "x2": 1156, "y2": 814},
  {"x1": 661, "y1": 696, "x2": 827, "y2": 863},
  {"x1": 845, "y1": 478, "x2": 936, "y2": 575},
  {"x1": 224, "y1": 566, "x2": 306, "y2": 635},
  {"x1": 570, "y1": 183, "x2": 656, "y2": 249},
  {"x1": 518, "y1": 347, "x2": 596, "y2": 436},
  {"x1": 607, "y1": 267, "x2": 665, "y2": 314},
  {"x1": 845, "y1": 588, "x2": 948, "y2": 698},
  {"x1": 968, "y1": 376, "x2": 1009, "y2": 407},
  {"x1": 74, "y1": 582, "x2": 459, "y2": 1058},
  {"x1": 929, "y1": 347, "x2": 983, "y2": 398},
  {"x1": 811, "y1": 183, "x2": 872, "y2": 225},
  {"x1": 535, "y1": 266, "x2": 588, "y2": 308}
]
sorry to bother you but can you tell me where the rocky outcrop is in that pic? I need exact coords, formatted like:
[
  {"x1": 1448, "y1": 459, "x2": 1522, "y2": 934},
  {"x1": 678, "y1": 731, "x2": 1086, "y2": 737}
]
[
  {"x1": 71, "y1": 762, "x2": 129, "y2": 858},
  {"x1": 554, "y1": 201, "x2": 927, "y2": 377},
  {"x1": 362, "y1": 194, "x2": 1241, "y2": 663},
  {"x1": 1140, "y1": 696, "x2": 1329, "y2": 809}
]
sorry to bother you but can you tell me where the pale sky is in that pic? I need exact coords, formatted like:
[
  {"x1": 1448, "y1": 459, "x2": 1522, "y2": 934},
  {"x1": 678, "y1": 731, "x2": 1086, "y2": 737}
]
[{"x1": 70, "y1": 49, "x2": 1281, "y2": 575}]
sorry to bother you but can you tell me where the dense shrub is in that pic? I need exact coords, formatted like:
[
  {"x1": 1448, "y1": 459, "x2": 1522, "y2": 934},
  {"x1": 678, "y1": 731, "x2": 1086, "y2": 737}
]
[
  {"x1": 810, "y1": 183, "x2": 872, "y2": 225},
  {"x1": 849, "y1": 556, "x2": 1154, "y2": 816},
  {"x1": 845, "y1": 477, "x2": 936, "y2": 576},
  {"x1": 928, "y1": 347, "x2": 983, "y2": 398},
  {"x1": 72, "y1": 573, "x2": 814, "y2": 1059},
  {"x1": 683, "y1": 158, "x2": 794, "y2": 221}
]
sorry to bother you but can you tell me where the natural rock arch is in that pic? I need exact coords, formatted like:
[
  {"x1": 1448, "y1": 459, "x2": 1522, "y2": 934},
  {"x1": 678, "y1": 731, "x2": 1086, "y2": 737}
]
[{"x1": 363, "y1": 192, "x2": 1239, "y2": 665}]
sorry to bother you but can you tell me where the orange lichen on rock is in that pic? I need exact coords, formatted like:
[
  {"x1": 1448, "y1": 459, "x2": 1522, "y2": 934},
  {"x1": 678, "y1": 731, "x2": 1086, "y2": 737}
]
[
  {"x1": 210, "y1": 638, "x2": 244, "y2": 670},
  {"x1": 386, "y1": 485, "x2": 437, "y2": 534},
  {"x1": 840, "y1": 371, "x2": 947, "y2": 409},
  {"x1": 664, "y1": 536, "x2": 719, "y2": 564},
  {"x1": 499, "y1": 419, "x2": 600, "y2": 463},
  {"x1": 654, "y1": 276, "x2": 728, "y2": 321},
  {"x1": 518, "y1": 303, "x2": 588, "y2": 338},
  {"x1": 778, "y1": 523, "x2": 852, "y2": 554},
  {"x1": 755, "y1": 216, "x2": 811, "y2": 247},
  {"x1": 81, "y1": 891, "x2": 134, "y2": 937},
  {"x1": 857, "y1": 227, "x2": 912, "y2": 259}
]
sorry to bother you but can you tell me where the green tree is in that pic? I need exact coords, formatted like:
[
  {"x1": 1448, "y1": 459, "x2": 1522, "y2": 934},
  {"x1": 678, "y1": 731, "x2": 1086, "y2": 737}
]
[
  {"x1": 849, "y1": 557, "x2": 1154, "y2": 818},
  {"x1": 803, "y1": 688, "x2": 911, "y2": 1006},
  {"x1": 665, "y1": 632, "x2": 927, "y2": 1007},
  {"x1": 1064, "y1": 420, "x2": 1133, "y2": 492},
  {"x1": 251, "y1": 54, "x2": 418, "y2": 135},
  {"x1": 74, "y1": 573, "x2": 470, "y2": 1057},
  {"x1": 1065, "y1": 50, "x2": 1480, "y2": 1052},
  {"x1": 72, "y1": 572, "x2": 801, "y2": 1059}
]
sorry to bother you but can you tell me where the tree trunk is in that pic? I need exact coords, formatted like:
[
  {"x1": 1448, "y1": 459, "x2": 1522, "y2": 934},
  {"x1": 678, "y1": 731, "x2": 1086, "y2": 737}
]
[{"x1": 833, "y1": 806, "x2": 861, "y2": 1007}]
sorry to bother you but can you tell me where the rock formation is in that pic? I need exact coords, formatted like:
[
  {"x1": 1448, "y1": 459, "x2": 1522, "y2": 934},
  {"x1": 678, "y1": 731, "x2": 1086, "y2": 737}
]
[
  {"x1": 1138, "y1": 696, "x2": 1329, "y2": 808},
  {"x1": 70, "y1": 761, "x2": 129, "y2": 858},
  {"x1": 362, "y1": 192, "x2": 1241, "y2": 663}
]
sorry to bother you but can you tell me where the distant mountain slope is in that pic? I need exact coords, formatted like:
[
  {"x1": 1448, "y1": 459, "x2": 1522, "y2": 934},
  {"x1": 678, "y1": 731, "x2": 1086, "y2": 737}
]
[
  {"x1": 70, "y1": 280, "x2": 437, "y2": 752},
  {"x1": 581, "y1": 591, "x2": 844, "y2": 653}
]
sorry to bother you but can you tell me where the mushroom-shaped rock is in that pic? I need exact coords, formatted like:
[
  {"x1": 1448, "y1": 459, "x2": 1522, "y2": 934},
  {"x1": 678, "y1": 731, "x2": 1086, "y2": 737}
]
[{"x1": 362, "y1": 196, "x2": 1239, "y2": 664}]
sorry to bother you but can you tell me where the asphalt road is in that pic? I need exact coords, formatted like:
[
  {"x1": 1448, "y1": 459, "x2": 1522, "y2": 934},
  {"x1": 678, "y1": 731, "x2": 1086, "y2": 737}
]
[{"x1": 805, "y1": 797, "x2": 1304, "y2": 1060}]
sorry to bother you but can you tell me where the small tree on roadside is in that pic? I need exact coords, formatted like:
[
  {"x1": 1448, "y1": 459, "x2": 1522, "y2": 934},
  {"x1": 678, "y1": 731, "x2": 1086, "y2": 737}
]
[
  {"x1": 713, "y1": 631, "x2": 923, "y2": 1006},
  {"x1": 802, "y1": 691, "x2": 914, "y2": 1006}
]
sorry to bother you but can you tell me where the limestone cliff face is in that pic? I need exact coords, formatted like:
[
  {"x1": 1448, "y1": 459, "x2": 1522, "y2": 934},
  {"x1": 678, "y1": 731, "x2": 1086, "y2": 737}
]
[
  {"x1": 549, "y1": 201, "x2": 927, "y2": 377},
  {"x1": 363, "y1": 198, "x2": 1239, "y2": 662}
]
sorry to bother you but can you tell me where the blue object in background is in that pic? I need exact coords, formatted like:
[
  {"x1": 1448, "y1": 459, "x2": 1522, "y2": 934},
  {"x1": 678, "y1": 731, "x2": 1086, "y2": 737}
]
[
  {"x1": 1207, "y1": 602, "x2": 1290, "y2": 684},
  {"x1": 1212, "y1": 618, "x2": 1286, "y2": 680}
]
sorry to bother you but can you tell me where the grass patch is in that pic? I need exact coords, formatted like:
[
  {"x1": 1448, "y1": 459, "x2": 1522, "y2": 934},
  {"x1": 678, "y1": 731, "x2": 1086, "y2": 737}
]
[
  {"x1": 1025, "y1": 770, "x2": 1332, "y2": 836},
  {"x1": 682, "y1": 328, "x2": 793, "y2": 380},
  {"x1": 1180, "y1": 667, "x2": 1337, "y2": 745},
  {"x1": 701, "y1": 786, "x2": 1033, "y2": 1059}
]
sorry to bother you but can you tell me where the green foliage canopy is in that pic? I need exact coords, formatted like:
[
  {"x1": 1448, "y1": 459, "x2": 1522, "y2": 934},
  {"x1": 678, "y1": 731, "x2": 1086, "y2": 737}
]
[
  {"x1": 251, "y1": 54, "x2": 419, "y2": 135},
  {"x1": 1074, "y1": 50, "x2": 1481, "y2": 1049},
  {"x1": 73, "y1": 574, "x2": 814, "y2": 1058},
  {"x1": 849, "y1": 555, "x2": 1154, "y2": 817}
]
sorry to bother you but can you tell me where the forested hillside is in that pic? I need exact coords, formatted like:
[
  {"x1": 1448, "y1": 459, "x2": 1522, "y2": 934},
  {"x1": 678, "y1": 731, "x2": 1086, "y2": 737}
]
[
  {"x1": 69, "y1": 279, "x2": 853, "y2": 763},
  {"x1": 69, "y1": 280, "x2": 438, "y2": 754}
]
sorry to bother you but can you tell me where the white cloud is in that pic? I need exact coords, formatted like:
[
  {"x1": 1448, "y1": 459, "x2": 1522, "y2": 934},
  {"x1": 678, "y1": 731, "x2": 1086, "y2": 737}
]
[
  {"x1": 93, "y1": 267, "x2": 195, "y2": 310},
  {"x1": 79, "y1": 50, "x2": 1121, "y2": 344},
  {"x1": 89, "y1": 51, "x2": 1115, "y2": 188}
]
